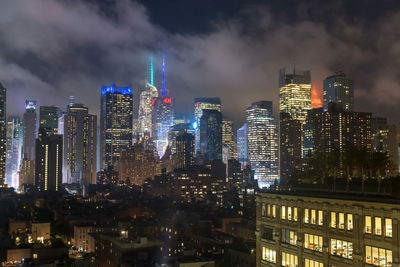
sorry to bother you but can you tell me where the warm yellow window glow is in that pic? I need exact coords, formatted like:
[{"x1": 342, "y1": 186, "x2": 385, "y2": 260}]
[
  {"x1": 339, "y1": 213, "x2": 345, "y2": 229},
  {"x1": 347, "y1": 214, "x2": 353, "y2": 230},
  {"x1": 385, "y1": 218, "x2": 392, "y2": 237},
  {"x1": 365, "y1": 216, "x2": 372, "y2": 234},
  {"x1": 288, "y1": 207, "x2": 292, "y2": 221},
  {"x1": 272, "y1": 205, "x2": 276, "y2": 218},
  {"x1": 375, "y1": 217, "x2": 382, "y2": 236},
  {"x1": 281, "y1": 206, "x2": 286, "y2": 220},
  {"x1": 311, "y1": 209, "x2": 316, "y2": 224},
  {"x1": 318, "y1": 210, "x2": 323, "y2": 226},
  {"x1": 262, "y1": 246, "x2": 276, "y2": 263},
  {"x1": 294, "y1": 208, "x2": 298, "y2": 221},
  {"x1": 330, "y1": 212, "x2": 336, "y2": 228},
  {"x1": 304, "y1": 208, "x2": 309, "y2": 224}
]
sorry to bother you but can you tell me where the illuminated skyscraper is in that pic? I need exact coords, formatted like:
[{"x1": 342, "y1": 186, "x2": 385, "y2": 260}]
[
  {"x1": 168, "y1": 123, "x2": 195, "y2": 154},
  {"x1": 279, "y1": 68, "x2": 311, "y2": 122},
  {"x1": 323, "y1": 72, "x2": 354, "y2": 111},
  {"x1": 0, "y1": 83, "x2": 6, "y2": 185},
  {"x1": 222, "y1": 119, "x2": 237, "y2": 164},
  {"x1": 23, "y1": 100, "x2": 37, "y2": 160},
  {"x1": 175, "y1": 131, "x2": 195, "y2": 169},
  {"x1": 100, "y1": 84, "x2": 133, "y2": 169},
  {"x1": 35, "y1": 134, "x2": 62, "y2": 191},
  {"x1": 139, "y1": 56, "x2": 158, "y2": 135},
  {"x1": 5, "y1": 117, "x2": 23, "y2": 188},
  {"x1": 63, "y1": 103, "x2": 97, "y2": 185},
  {"x1": 194, "y1": 98, "x2": 221, "y2": 153},
  {"x1": 246, "y1": 101, "x2": 279, "y2": 187},
  {"x1": 39, "y1": 106, "x2": 59, "y2": 138},
  {"x1": 237, "y1": 123, "x2": 248, "y2": 166},
  {"x1": 152, "y1": 56, "x2": 174, "y2": 158},
  {"x1": 199, "y1": 109, "x2": 222, "y2": 162}
]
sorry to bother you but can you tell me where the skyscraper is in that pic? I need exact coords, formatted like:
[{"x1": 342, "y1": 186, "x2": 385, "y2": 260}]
[
  {"x1": 100, "y1": 84, "x2": 133, "y2": 169},
  {"x1": 237, "y1": 123, "x2": 248, "y2": 167},
  {"x1": 0, "y1": 83, "x2": 6, "y2": 185},
  {"x1": 279, "y1": 68, "x2": 312, "y2": 122},
  {"x1": 152, "y1": 56, "x2": 174, "y2": 158},
  {"x1": 323, "y1": 72, "x2": 354, "y2": 111},
  {"x1": 168, "y1": 123, "x2": 195, "y2": 154},
  {"x1": 5, "y1": 117, "x2": 23, "y2": 188},
  {"x1": 139, "y1": 56, "x2": 158, "y2": 135},
  {"x1": 23, "y1": 100, "x2": 37, "y2": 160},
  {"x1": 63, "y1": 103, "x2": 97, "y2": 185},
  {"x1": 222, "y1": 119, "x2": 237, "y2": 164},
  {"x1": 199, "y1": 109, "x2": 222, "y2": 162},
  {"x1": 35, "y1": 134, "x2": 63, "y2": 191},
  {"x1": 175, "y1": 131, "x2": 195, "y2": 169},
  {"x1": 246, "y1": 101, "x2": 279, "y2": 187},
  {"x1": 194, "y1": 98, "x2": 221, "y2": 153},
  {"x1": 36, "y1": 106, "x2": 63, "y2": 191},
  {"x1": 39, "y1": 106, "x2": 59, "y2": 138}
]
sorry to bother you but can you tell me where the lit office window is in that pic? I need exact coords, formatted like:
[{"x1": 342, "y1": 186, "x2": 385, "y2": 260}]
[
  {"x1": 330, "y1": 239, "x2": 353, "y2": 259},
  {"x1": 272, "y1": 205, "x2": 276, "y2": 218},
  {"x1": 294, "y1": 208, "x2": 298, "y2": 222},
  {"x1": 347, "y1": 214, "x2": 353, "y2": 230},
  {"x1": 330, "y1": 212, "x2": 336, "y2": 228},
  {"x1": 304, "y1": 233, "x2": 323, "y2": 252},
  {"x1": 288, "y1": 207, "x2": 292, "y2": 221},
  {"x1": 262, "y1": 246, "x2": 276, "y2": 263},
  {"x1": 365, "y1": 245, "x2": 392, "y2": 267},
  {"x1": 385, "y1": 218, "x2": 392, "y2": 237},
  {"x1": 281, "y1": 206, "x2": 286, "y2": 220},
  {"x1": 267, "y1": 204, "x2": 271, "y2": 216},
  {"x1": 282, "y1": 252, "x2": 298, "y2": 267},
  {"x1": 282, "y1": 229, "x2": 297, "y2": 245},
  {"x1": 304, "y1": 209, "x2": 309, "y2": 224},
  {"x1": 339, "y1": 213, "x2": 345, "y2": 229},
  {"x1": 375, "y1": 217, "x2": 382, "y2": 236},
  {"x1": 305, "y1": 258, "x2": 323, "y2": 267},
  {"x1": 318, "y1": 210, "x2": 323, "y2": 226},
  {"x1": 365, "y1": 216, "x2": 372, "y2": 234},
  {"x1": 311, "y1": 209, "x2": 316, "y2": 224}
]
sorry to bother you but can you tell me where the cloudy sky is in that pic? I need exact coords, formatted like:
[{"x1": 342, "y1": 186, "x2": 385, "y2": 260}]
[{"x1": 1, "y1": 0, "x2": 400, "y2": 129}]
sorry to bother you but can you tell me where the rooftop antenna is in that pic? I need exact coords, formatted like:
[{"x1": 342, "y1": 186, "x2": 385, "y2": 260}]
[
  {"x1": 161, "y1": 54, "x2": 167, "y2": 97},
  {"x1": 150, "y1": 55, "x2": 154, "y2": 86}
]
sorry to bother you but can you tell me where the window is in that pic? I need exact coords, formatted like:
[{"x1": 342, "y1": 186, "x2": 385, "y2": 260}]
[
  {"x1": 347, "y1": 214, "x2": 353, "y2": 230},
  {"x1": 262, "y1": 204, "x2": 266, "y2": 216},
  {"x1": 385, "y1": 218, "x2": 392, "y2": 237},
  {"x1": 304, "y1": 233, "x2": 323, "y2": 252},
  {"x1": 365, "y1": 245, "x2": 392, "y2": 267},
  {"x1": 281, "y1": 206, "x2": 286, "y2": 220},
  {"x1": 304, "y1": 209, "x2": 309, "y2": 224},
  {"x1": 281, "y1": 229, "x2": 297, "y2": 245},
  {"x1": 330, "y1": 239, "x2": 353, "y2": 259},
  {"x1": 288, "y1": 207, "x2": 292, "y2": 221},
  {"x1": 330, "y1": 212, "x2": 336, "y2": 228},
  {"x1": 365, "y1": 216, "x2": 372, "y2": 234},
  {"x1": 339, "y1": 213, "x2": 345, "y2": 229},
  {"x1": 318, "y1": 210, "x2": 323, "y2": 226},
  {"x1": 294, "y1": 208, "x2": 298, "y2": 221},
  {"x1": 262, "y1": 247, "x2": 276, "y2": 263},
  {"x1": 305, "y1": 258, "x2": 323, "y2": 267},
  {"x1": 282, "y1": 252, "x2": 298, "y2": 267},
  {"x1": 375, "y1": 217, "x2": 382, "y2": 236},
  {"x1": 267, "y1": 204, "x2": 271, "y2": 216},
  {"x1": 311, "y1": 209, "x2": 316, "y2": 224},
  {"x1": 272, "y1": 205, "x2": 276, "y2": 218},
  {"x1": 262, "y1": 226, "x2": 273, "y2": 241}
]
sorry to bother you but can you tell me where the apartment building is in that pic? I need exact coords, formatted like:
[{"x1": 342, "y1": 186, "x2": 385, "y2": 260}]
[{"x1": 256, "y1": 191, "x2": 399, "y2": 267}]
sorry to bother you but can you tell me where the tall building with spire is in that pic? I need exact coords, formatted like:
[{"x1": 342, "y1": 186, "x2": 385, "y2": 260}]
[
  {"x1": 100, "y1": 84, "x2": 133, "y2": 169},
  {"x1": 139, "y1": 55, "x2": 158, "y2": 135},
  {"x1": 0, "y1": 83, "x2": 6, "y2": 185},
  {"x1": 152, "y1": 55, "x2": 174, "y2": 158}
]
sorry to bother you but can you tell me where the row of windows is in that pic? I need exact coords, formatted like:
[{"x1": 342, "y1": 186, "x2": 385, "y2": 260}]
[
  {"x1": 330, "y1": 212, "x2": 353, "y2": 230},
  {"x1": 282, "y1": 252, "x2": 298, "y2": 267},
  {"x1": 262, "y1": 247, "x2": 321, "y2": 267},
  {"x1": 305, "y1": 259, "x2": 323, "y2": 267},
  {"x1": 365, "y1": 216, "x2": 392, "y2": 237},
  {"x1": 282, "y1": 229, "x2": 297, "y2": 245},
  {"x1": 365, "y1": 246, "x2": 392, "y2": 267},
  {"x1": 262, "y1": 246, "x2": 276, "y2": 263},
  {"x1": 304, "y1": 209, "x2": 323, "y2": 225},
  {"x1": 305, "y1": 233, "x2": 323, "y2": 252},
  {"x1": 330, "y1": 239, "x2": 353, "y2": 259}
]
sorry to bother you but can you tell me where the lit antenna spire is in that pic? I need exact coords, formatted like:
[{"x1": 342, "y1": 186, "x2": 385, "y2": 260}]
[
  {"x1": 161, "y1": 54, "x2": 167, "y2": 97},
  {"x1": 150, "y1": 55, "x2": 154, "y2": 86}
]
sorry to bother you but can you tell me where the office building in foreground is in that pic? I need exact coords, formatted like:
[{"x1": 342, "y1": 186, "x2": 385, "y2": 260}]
[{"x1": 256, "y1": 189, "x2": 398, "y2": 267}]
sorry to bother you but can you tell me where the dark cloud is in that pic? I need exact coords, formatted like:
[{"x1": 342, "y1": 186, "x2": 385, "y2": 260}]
[{"x1": 0, "y1": 0, "x2": 400, "y2": 130}]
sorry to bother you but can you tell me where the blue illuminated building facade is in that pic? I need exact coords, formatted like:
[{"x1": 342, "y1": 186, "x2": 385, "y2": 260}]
[
  {"x1": 100, "y1": 84, "x2": 133, "y2": 169},
  {"x1": 237, "y1": 123, "x2": 248, "y2": 166}
]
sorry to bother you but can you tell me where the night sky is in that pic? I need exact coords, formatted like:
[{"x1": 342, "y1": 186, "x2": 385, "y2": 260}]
[{"x1": 1, "y1": 0, "x2": 400, "y2": 129}]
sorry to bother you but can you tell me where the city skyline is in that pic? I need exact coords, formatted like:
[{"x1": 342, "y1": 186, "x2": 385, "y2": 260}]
[{"x1": 1, "y1": 1, "x2": 400, "y2": 130}]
